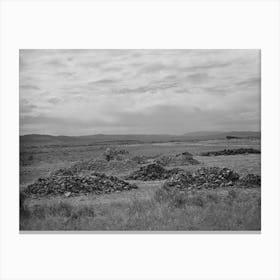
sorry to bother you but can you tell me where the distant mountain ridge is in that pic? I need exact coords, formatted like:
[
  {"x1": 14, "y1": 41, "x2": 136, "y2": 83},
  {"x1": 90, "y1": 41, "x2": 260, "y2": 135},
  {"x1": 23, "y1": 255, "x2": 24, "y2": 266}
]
[
  {"x1": 183, "y1": 131, "x2": 260, "y2": 138},
  {"x1": 20, "y1": 131, "x2": 261, "y2": 145}
]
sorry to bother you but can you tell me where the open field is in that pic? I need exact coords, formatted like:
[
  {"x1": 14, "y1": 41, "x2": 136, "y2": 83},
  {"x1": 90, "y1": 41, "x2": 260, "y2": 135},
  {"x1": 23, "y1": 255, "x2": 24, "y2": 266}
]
[{"x1": 20, "y1": 138, "x2": 261, "y2": 231}]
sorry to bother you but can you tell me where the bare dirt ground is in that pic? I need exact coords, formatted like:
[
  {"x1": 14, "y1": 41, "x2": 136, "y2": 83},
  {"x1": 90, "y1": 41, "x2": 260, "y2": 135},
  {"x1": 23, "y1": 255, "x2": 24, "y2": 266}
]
[{"x1": 20, "y1": 138, "x2": 261, "y2": 231}]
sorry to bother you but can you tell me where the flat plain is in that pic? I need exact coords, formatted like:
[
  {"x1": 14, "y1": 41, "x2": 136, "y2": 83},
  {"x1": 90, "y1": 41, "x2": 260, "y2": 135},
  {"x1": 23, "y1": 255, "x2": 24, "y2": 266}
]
[{"x1": 20, "y1": 136, "x2": 261, "y2": 231}]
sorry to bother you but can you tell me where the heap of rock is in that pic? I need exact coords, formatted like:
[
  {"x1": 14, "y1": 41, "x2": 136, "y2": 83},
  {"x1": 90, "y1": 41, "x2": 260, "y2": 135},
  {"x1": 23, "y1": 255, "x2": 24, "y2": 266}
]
[
  {"x1": 163, "y1": 167, "x2": 240, "y2": 190},
  {"x1": 226, "y1": 135, "x2": 241, "y2": 139},
  {"x1": 201, "y1": 148, "x2": 260, "y2": 156},
  {"x1": 131, "y1": 155, "x2": 150, "y2": 164},
  {"x1": 23, "y1": 172, "x2": 138, "y2": 198},
  {"x1": 238, "y1": 174, "x2": 261, "y2": 188},
  {"x1": 154, "y1": 152, "x2": 199, "y2": 166},
  {"x1": 51, "y1": 167, "x2": 79, "y2": 176},
  {"x1": 51, "y1": 157, "x2": 138, "y2": 176},
  {"x1": 126, "y1": 163, "x2": 183, "y2": 181},
  {"x1": 102, "y1": 147, "x2": 129, "y2": 161}
]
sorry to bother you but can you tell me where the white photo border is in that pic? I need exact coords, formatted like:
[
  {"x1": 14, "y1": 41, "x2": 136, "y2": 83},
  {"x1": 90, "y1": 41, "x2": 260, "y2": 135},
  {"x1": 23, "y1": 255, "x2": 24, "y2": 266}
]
[{"x1": 1, "y1": 0, "x2": 280, "y2": 279}]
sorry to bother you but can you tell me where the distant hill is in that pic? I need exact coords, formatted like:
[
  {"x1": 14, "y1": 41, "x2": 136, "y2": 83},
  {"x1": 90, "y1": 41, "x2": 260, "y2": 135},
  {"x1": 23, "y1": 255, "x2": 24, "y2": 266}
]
[
  {"x1": 183, "y1": 131, "x2": 261, "y2": 140},
  {"x1": 20, "y1": 131, "x2": 260, "y2": 146},
  {"x1": 20, "y1": 134, "x2": 76, "y2": 144},
  {"x1": 20, "y1": 134, "x2": 179, "y2": 145},
  {"x1": 183, "y1": 131, "x2": 222, "y2": 137}
]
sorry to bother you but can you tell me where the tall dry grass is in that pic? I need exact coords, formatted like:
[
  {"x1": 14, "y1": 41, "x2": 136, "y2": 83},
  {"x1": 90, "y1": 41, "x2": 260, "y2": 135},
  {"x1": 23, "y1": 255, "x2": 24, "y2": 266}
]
[{"x1": 20, "y1": 188, "x2": 260, "y2": 231}]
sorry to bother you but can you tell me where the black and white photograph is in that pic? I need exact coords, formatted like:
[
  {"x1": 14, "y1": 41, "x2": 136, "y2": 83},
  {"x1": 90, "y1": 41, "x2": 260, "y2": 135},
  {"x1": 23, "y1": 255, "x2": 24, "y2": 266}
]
[
  {"x1": 2, "y1": 0, "x2": 280, "y2": 279},
  {"x1": 19, "y1": 49, "x2": 261, "y2": 231}
]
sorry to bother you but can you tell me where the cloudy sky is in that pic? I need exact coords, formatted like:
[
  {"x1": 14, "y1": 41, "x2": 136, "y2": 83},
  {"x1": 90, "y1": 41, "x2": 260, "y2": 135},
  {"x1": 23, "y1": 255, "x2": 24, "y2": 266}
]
[{"x1": 20, "y1": 49, "x2": 260, "y2": 136}]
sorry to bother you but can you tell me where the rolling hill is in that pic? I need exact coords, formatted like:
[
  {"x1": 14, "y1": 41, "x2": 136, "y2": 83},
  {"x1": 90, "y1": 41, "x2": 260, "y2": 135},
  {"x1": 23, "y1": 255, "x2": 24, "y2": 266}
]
[{"x1": 20, "y1": 131, "x2": 261, "y2": 145}]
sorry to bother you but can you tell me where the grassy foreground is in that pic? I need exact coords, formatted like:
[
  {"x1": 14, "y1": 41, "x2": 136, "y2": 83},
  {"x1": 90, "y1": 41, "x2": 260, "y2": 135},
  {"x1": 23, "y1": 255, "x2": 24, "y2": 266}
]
[{"x1": 20, "y1": 187, "x2": 261, "y2": 231}]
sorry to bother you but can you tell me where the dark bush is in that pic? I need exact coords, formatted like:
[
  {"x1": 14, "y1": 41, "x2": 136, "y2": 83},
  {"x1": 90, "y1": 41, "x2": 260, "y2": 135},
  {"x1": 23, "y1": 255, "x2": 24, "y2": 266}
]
[{"x1": 201, "y1": 148, "x2": 260, "y2": 156}]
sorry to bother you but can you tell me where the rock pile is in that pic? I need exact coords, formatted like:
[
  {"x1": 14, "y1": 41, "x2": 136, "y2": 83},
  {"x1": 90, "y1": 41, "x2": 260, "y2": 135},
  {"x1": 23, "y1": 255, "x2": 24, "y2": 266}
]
[
  {"x1": 102, "y1": 147, "x2": 129, "y2": 161},
  {"x1": 154, "y1": 152, "x2": 200, "y2": 166},
  {"x1": 126, "y1": 163, "x2": 183, "y2": 181},
  {"x1": 23, "y1": 172, "x2": 138, "y2": 198},
  {"x1": 131, "y1": 155, "x2": 150, "y2": 164},
  {"x1": 163, "y1": 167, "x2": 240, "y2": 190},
  {"x1": 226, "y1": 135, "x2": 241, "y2": 139},
  {"x1": 51, "y1": 158, "x2": 138, "y2": 176},
  {"x1": 201, "y1": 148, "x2": 260, "y2": 156},
  {"x1": 51, "y1": 167, "x2": 79, "y2": 176},
  {"x1": 238, "y1": 174, "x2": 261, "y2": 188}
]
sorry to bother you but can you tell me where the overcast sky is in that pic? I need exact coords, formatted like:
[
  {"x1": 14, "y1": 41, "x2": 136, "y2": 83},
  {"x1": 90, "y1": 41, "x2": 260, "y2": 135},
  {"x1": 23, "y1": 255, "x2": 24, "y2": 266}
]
[{"x1": 20, "y1": 49, "x2": 260, "y2": 136}]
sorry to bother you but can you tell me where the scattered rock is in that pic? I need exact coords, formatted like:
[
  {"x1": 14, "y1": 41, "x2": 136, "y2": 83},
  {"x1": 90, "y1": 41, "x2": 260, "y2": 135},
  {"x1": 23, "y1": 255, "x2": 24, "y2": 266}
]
[
  {"x1": 102, "y1": 147, "x2": 129, "y2": 161},
  {"x1": 201, "y1": 148, "x2": 260, "y2": 156}
]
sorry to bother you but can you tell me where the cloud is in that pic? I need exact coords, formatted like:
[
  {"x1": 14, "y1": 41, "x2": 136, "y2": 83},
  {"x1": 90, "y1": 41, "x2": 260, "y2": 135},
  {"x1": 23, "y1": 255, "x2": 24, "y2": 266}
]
[
  {"x1": 102, "y1": 66, "x2": 123, "y2": 72},
  {"x1": 203, "y1": 86, "x2": 229, "y2": 96},
  {"x1": 179, "y1": 61, "x2": 231, "y2": 72},
  {"x1": 45, "y1": 58, "x2": 67, "y2": 68},
  {"x1": 88, "y1": 79, "x2": 118, "y2": 85},
  {"x1": 187, "y1": 73, "x2": 209, "y2": 83},
  {"x1": 20, "y1": 85, "x2": 40, "y2": 91},
  {"x1": 115, "y1": 81, "x2": 178, "y2": 95},
  {"x1": 140, "y1": 63, "x2": 166, "y2": 73},
  {"x1": 19, "y1": 49, "x2": 261, "y2": 135},
  {"x1": 56, "y1": 71, "x2": 75, "y2": 77},
  {"x1": 236, "y1": 77, "x2": 260, "y2": 87},
  {"x1": 20, "y1": 99, "x2": 38, "y2": 114},
  {"x1": 20, "y1": 104, "x2": 38, "y2": 114},
  {"x1": 47, "y1": 97, "x2": 61, "y2": 104}
]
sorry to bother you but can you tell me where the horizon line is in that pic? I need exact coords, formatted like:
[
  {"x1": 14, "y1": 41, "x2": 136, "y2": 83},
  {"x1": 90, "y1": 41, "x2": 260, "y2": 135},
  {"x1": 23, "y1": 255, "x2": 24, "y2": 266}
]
[{"x1": 20, "y1": 130, "x2": 261, "y2": 138}]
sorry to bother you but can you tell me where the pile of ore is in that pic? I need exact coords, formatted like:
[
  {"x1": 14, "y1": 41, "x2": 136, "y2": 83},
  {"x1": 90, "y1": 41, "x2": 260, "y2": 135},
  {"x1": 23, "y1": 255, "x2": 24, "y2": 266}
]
[
  {"x1": 163, "y1": 167, "x2": 240, "y2": 190},
  {"x1": 51, "y1": 157, "x2": 138, "y2": 176},
  {"x1": 201, "y1": 148, "x2": 260, "y2": 156},
  {"x1": 154, "y1": 152, "x2": 199, "y2": 166},
  {"x1": 238, "y1": 174, "x2": 261, "y2": 188},
  {"x1": 126, "y1": 163, "x2": 183, "y2": 181},
  {"x1": 102, "y1": 147, "x2": 129, "y2": 161},
  {"x1": 50, "y1": 167, "x2": 79, "y2": 176},
  {"x1": 71, "y1": 159, "x2": 110, "y2": 173},
  {"x1": 23, "y1": 172, "x2": 138, "y2": 198},
  {"x1": 105, "y1": 159, "x2": 138, "y2": 174},
  {"x1": 131, "y1": 155, "x2": 150, "y2": 164}
]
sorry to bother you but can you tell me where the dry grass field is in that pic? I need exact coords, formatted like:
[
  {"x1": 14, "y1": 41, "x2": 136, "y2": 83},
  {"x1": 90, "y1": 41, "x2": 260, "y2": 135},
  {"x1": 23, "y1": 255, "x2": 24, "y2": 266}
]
[{"x1": 20, "y1": 138, "x2": 261, "y2": 231}]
